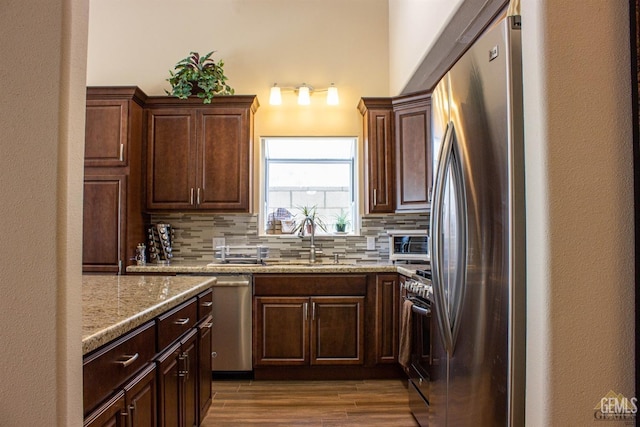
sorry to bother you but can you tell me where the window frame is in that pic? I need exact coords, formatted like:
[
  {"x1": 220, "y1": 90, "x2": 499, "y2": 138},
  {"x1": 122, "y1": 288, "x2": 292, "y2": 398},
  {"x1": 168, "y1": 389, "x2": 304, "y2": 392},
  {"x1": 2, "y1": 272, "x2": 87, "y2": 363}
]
[{"x1": 260, "y1": 136, "x2": 360, "y2": 236}]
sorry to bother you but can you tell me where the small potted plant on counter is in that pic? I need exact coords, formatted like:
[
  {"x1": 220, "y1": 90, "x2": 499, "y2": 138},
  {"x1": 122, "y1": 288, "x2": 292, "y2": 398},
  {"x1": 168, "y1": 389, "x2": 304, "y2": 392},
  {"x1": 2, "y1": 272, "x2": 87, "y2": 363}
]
[
  {"x1": 334, "y1": 209, "x2": 350, "y2": 233},
  {"x1": 166, "y1": 51, "x2": 234, "y2": 104}
]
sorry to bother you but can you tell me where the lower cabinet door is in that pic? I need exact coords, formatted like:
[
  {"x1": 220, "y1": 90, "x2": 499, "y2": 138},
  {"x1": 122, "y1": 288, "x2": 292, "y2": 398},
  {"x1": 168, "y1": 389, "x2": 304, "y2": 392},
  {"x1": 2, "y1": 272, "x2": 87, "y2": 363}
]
[
  {"x1": 124, "y1": 364, "x2": 157, "y2": 427},
  {"x1": 182, "y1": 329, "x2": 199, "y2": 427},
  {"x1": 82, "y1": 174, "x2": 126, "y2": 273},
  {"x1": 254, "y1": 297, "x2": 309, "y2": 366},
  {"x1": 198, "y1": 316, "x2": 213, "y2": 423},
  {"x1": 157, "y1": 342, "x2": 182, "y2": 427},
  {"x1": 310, "y1": 296, "x2": 365, "y2": 365},
  {"x1": 84, "y1": 391, "x2": 126, "y2": 427}
]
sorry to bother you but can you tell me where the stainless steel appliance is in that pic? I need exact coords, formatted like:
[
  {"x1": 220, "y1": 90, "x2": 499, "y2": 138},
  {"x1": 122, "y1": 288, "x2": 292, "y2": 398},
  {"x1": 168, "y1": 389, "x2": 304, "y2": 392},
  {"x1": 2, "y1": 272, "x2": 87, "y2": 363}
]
[
  {"x1": 401, "y1": 270, "x2": 435, "y2": 426},
  {"x1": 387, "y1": 230, "x2": 430, "y2": 263},
  {"x1": 425, "y1": 14, "x2": 526, "y2": 426},
  {"x1": 210, "y1": 275, "x2": 253, "y2": 376}
]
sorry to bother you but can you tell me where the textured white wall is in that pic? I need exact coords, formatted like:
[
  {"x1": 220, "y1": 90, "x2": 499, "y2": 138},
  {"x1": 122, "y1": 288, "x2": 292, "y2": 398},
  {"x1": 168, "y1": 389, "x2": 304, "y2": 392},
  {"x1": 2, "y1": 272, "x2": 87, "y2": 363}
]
[
  {"x1": 0, "y1": 0, "x2": 87, "y2": 425},
  {"x1": 87, "y1": 0, "x2": 389, "y2": 138},
  {"x1": 522, "y1": 1, "x2": 634, "y2": 424},
  {"x1": 388, "y1": 0, "x2": 461, "y2": 94}
]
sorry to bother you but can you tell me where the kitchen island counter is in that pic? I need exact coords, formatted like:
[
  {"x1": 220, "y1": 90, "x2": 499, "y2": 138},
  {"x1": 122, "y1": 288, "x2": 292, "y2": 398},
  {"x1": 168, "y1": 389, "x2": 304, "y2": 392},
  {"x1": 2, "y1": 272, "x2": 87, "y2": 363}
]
[{"x1": 82, "y1": 274, "x2": 216, "y2": 355}]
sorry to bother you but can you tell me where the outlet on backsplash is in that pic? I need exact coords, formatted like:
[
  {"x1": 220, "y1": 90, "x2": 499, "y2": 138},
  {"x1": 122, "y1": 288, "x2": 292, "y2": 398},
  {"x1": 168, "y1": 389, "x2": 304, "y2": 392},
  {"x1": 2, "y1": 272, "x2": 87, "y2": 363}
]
[
  {"x1": 366, "y1": 236, "x2": 376, "y2": 250},
  {"x1": 212, "y1": 237, "x2": 225, "y2": 249}
]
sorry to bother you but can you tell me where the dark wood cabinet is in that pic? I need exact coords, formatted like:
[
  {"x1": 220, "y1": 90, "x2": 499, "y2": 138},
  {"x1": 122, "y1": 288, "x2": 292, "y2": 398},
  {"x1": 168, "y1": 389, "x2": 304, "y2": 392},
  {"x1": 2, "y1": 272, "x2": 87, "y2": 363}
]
[
  {"x1": 82, "y1": 175, "x2": 126, "y2": 273},
  {"x1": 393, "y1": 92, "x2": 432, "y2": 212},
  {"x1": 359, "y1": 92, "x2": 432, "y2": 214},
  {"x1": 375, "y1": 273, "x2": 400, "y2": 363},
  {"x1": 85, "y1": 99, "x2": 128, "y2": 167},
  {"x1": 123, "y1": 364, "x2": 157, "y2": 427},
  {"x1": 253, "y1": 274, "x2": 367, "y2": 368},
  {"x1": 254, "y1": 296, "x2": 364, "y2": 366},
  {"x1": 83, "y1": 285, "x2": 214, "y2": 427},
  {"x1": 311, "y1": 296, "x2": 365, "y2": 365},
  {"x1": 157, "y1": 328, "x2": 198, "y2": 427},
  {"x1": 84, "y1": 391, "x2": 126, "y2": 427},
  {"x1": 145, "y1": 96, "x2": 258, "y2": 212},
  {"x1": 254, "y1": 296, "x2": 310, "y2": 366},
  {"x1": 198, "y1": 315, "x2": 213, "y2": 424},
  {"x1": 83, "y1": 87, "x2": 147, "y2": 274},
  {"x1": 358, "y1": 98, "x2": 395, "y2": 213}
]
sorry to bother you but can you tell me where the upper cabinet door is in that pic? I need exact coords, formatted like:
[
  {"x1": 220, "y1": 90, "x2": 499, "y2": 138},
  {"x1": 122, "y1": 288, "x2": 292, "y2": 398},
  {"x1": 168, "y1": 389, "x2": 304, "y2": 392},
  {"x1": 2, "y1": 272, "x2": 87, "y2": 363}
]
[
  {"x1": 144, "y1": 96, "x2": 258, "y2": 212},
  {"x1": 359, "y1": 98, "x2": 395, "y2": 214},
  {"x1": 85, "y1": 99, "x2": 129, "y2": 167},
  {"x1": 393, "y1": 92, "x2": 432, "y2": 212},
  {"x1": 146, "y1": 108, "x2": 198, "y2": 210},
  {"x1": 197, "y1": 108, "x2": 251, "y2": 211}
]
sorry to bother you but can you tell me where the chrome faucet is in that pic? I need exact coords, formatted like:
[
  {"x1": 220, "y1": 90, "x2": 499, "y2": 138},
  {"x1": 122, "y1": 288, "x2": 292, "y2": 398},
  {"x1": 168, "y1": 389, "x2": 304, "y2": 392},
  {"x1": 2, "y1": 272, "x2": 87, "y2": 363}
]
[{"x1": 299, "y1": 217, "x2": 322, "y2": 263}]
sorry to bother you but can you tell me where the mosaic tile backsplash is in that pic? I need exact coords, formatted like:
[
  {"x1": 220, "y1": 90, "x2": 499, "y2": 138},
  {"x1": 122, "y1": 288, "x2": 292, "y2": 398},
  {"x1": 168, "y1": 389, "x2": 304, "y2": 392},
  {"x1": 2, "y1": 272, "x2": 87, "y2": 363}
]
[{"x1": 149, "y1": 212, "x2": 429, "y2": 264}]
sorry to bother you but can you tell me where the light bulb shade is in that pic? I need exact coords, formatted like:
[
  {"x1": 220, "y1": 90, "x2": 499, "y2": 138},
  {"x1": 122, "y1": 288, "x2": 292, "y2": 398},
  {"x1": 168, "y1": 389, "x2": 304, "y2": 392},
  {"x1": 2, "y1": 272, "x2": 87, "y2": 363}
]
[
  {"x1": 269, "y1": 86, "x2": 282, "y2": 105},
  {"x1": 298, "y1": 86, "x2": 311, "y2": 105},
  {"x1": 326, "y1": 85, "x2": 339, "y2": 105}
]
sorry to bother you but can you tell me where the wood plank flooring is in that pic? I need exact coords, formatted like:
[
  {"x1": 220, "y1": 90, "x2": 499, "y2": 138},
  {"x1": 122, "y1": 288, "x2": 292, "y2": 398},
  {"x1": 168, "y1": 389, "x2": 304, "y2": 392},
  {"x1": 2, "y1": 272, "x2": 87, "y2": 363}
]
[{"x1": 201, "y1": 379, "x2": 419, "y2": 426}]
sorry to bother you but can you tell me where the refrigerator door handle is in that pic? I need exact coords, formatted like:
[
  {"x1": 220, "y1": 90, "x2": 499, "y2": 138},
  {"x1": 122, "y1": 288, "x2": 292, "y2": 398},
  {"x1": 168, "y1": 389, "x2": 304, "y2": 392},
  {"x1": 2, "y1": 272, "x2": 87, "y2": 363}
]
[
  {"x1": 431, "y1": 120, "x2": 468, "y2": 355},
  {"x1": 447, "y1": 124, "x2": 468, "y2": 354},
  {"x1": 431, "y1": 121, "x2": 455, "y2": 354}
]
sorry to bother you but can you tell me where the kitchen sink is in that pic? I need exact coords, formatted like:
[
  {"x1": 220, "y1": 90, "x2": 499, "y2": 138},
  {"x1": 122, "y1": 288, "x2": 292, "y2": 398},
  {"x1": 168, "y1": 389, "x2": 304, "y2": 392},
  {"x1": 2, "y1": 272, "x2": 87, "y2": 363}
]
[{"x1": 261, "y1": 259, "x2": 357, "y2": 267}]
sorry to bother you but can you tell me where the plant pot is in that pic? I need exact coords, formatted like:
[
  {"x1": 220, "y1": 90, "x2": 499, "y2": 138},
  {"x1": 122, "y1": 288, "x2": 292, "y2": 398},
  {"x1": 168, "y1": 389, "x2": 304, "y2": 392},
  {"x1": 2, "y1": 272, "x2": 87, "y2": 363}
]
[
  {"x1": 335, "y1": 224, "x2": 347, "y2": 232},
  {"x1": 189, "y1": 83, "x2": 204, "y2": 96}
]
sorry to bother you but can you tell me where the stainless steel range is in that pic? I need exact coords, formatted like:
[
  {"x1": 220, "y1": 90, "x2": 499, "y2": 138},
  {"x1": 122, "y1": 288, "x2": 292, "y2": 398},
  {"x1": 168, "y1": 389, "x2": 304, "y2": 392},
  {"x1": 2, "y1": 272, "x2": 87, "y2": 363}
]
[{"x1": 401, "y1": 269, "x2": 436, "y2": 426}]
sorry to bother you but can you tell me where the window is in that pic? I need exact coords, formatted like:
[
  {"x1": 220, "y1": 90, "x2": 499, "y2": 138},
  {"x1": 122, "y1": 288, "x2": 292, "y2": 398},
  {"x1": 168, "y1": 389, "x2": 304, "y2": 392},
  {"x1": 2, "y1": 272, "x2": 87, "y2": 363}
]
[{"x1": 262, "y1": 137, "x2": 357, "y2": 235}]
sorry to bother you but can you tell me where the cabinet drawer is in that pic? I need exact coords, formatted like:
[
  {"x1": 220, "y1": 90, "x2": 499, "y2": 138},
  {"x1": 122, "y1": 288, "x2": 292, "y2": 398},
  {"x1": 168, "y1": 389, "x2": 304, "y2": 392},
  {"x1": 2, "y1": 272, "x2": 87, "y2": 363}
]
[
  {"x1": 157, "y1": 297, "x2": 197, "y2": 350},
  {"x1": 254, "y1": 274, "x2": 367, "y2": 296},
  {"x1": 83, "y1": 321, "x2": 156, "y2": 415},
  {"x1": 197, "y1": 288, "x2": 213, "y2": 321}
]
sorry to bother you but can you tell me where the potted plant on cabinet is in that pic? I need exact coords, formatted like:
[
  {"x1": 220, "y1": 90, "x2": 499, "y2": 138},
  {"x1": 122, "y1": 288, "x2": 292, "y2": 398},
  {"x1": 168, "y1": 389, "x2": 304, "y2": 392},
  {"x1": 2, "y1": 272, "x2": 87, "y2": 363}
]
[
  {"x1": 334, "y1": 209, "x2": 350, "y2": 233},
  {"x1": 166, "y1": 51, "x2": 234, "y2": 104}
]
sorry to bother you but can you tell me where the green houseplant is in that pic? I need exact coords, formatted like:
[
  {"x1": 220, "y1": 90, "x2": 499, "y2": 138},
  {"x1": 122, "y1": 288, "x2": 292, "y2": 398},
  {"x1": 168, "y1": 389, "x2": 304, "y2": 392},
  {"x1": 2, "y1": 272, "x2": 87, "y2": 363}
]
[
  {"x1": 166, "y1": 51, "x2": 234, "y2": 104},
  {"x1": 293, "y1": 205, "x2": 327, "y2": 236},
  {"x1": 334, "y1": 209, "x2": 350, "y2": 233}
]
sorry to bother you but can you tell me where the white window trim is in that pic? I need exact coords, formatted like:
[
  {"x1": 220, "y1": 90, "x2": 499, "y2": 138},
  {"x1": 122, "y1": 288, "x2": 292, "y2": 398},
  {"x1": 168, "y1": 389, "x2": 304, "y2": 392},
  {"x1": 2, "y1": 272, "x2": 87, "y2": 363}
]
[{"x1": 258, "y1": 136, "x2": 361, "y2": 237}]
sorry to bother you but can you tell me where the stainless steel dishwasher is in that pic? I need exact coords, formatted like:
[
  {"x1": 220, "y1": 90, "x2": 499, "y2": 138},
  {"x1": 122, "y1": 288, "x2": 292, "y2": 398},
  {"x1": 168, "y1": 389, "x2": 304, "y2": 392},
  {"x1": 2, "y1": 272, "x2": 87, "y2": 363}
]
[{"x1": 209, "y1": 274, "x2": 253, "y2": 378}]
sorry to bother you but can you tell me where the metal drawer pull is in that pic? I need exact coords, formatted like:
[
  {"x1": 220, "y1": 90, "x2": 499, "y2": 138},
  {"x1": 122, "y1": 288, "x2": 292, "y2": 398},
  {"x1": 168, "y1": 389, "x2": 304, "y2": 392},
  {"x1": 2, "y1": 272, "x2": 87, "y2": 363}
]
[
  {"x1": 201, "y1": 301, "x2": 213, "y2": 307},
  {"x1": 203, "y1": 322, "x2": 213, "y2": 328},
  {"x1": 174, "y1": 317, "x2": 190, "y2": 325},
  {"x1": 116, "y1": 353, "x2": 139, "y2": 367}
]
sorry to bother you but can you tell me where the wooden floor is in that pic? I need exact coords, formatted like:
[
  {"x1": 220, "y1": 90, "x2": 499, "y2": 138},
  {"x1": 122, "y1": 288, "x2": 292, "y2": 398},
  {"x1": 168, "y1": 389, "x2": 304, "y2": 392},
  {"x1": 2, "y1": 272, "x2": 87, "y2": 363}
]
[{"x1": 201, "y1": 379, "x2": 419, "y2": 427}]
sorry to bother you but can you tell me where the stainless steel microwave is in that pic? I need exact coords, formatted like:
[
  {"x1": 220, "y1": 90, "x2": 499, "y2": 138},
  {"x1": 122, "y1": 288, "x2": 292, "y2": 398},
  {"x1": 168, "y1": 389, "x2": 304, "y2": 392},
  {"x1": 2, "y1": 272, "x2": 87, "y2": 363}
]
[{"x1": 387, "y1": 230, "x2": 430, "y2": 263}]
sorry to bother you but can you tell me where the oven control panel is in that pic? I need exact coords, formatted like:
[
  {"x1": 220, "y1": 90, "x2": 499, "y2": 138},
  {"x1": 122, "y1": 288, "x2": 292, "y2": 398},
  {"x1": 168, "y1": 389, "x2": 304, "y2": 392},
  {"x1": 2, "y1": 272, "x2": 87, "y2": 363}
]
[{"x1": 402, "y1": 277, "x2": 433, "y2": 301}]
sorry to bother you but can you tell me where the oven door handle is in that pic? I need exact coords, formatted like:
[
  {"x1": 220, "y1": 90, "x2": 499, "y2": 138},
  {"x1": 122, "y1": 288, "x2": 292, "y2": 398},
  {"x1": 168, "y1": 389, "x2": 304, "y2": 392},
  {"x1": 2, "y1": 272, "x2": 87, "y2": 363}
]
[{"x1": 411, "y1": 304, "x2": 431, "y2": 317}]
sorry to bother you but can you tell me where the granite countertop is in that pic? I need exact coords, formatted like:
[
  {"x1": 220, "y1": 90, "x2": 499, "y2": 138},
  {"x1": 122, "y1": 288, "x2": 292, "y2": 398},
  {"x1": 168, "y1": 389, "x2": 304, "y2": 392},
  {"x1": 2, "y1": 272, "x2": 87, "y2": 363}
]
[
  {"x1": 126, "y1": 261, "x2": 425, "y2": 275},
  {"x1": 82, "y1": 275, "x2": 216, "y2": 355}
]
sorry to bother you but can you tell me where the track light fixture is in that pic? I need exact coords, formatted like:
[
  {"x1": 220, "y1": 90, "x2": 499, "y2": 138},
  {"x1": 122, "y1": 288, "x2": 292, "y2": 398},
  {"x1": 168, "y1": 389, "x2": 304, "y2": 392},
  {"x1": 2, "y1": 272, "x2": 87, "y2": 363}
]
[{"x1": 269, "y1": 83, "x2": 339, "y2": 106}]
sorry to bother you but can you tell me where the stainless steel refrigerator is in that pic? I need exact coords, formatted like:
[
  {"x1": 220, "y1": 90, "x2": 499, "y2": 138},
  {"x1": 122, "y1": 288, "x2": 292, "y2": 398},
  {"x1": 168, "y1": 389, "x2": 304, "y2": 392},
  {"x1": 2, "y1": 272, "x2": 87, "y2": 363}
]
[{"x1": 428, "y1": 15, "x2": 526, "y2": 426}]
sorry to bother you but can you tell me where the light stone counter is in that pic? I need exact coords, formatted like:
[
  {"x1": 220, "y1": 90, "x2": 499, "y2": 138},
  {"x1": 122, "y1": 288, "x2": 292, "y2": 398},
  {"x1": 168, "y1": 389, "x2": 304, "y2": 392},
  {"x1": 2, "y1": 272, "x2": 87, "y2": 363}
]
[
  {"x1": 82, "y1": 275, "x2": 216, "y2": 355},
  {"x1": 126, "y1": 261, "x2": 418, "y2": 275}
]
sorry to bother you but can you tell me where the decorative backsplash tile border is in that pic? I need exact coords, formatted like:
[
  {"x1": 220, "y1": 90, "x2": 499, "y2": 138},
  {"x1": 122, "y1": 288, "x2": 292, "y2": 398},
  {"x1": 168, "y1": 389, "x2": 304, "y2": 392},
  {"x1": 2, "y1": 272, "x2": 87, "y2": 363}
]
[{"x1": 149, "y1": 212, "x2": 429, "y2": 264}]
